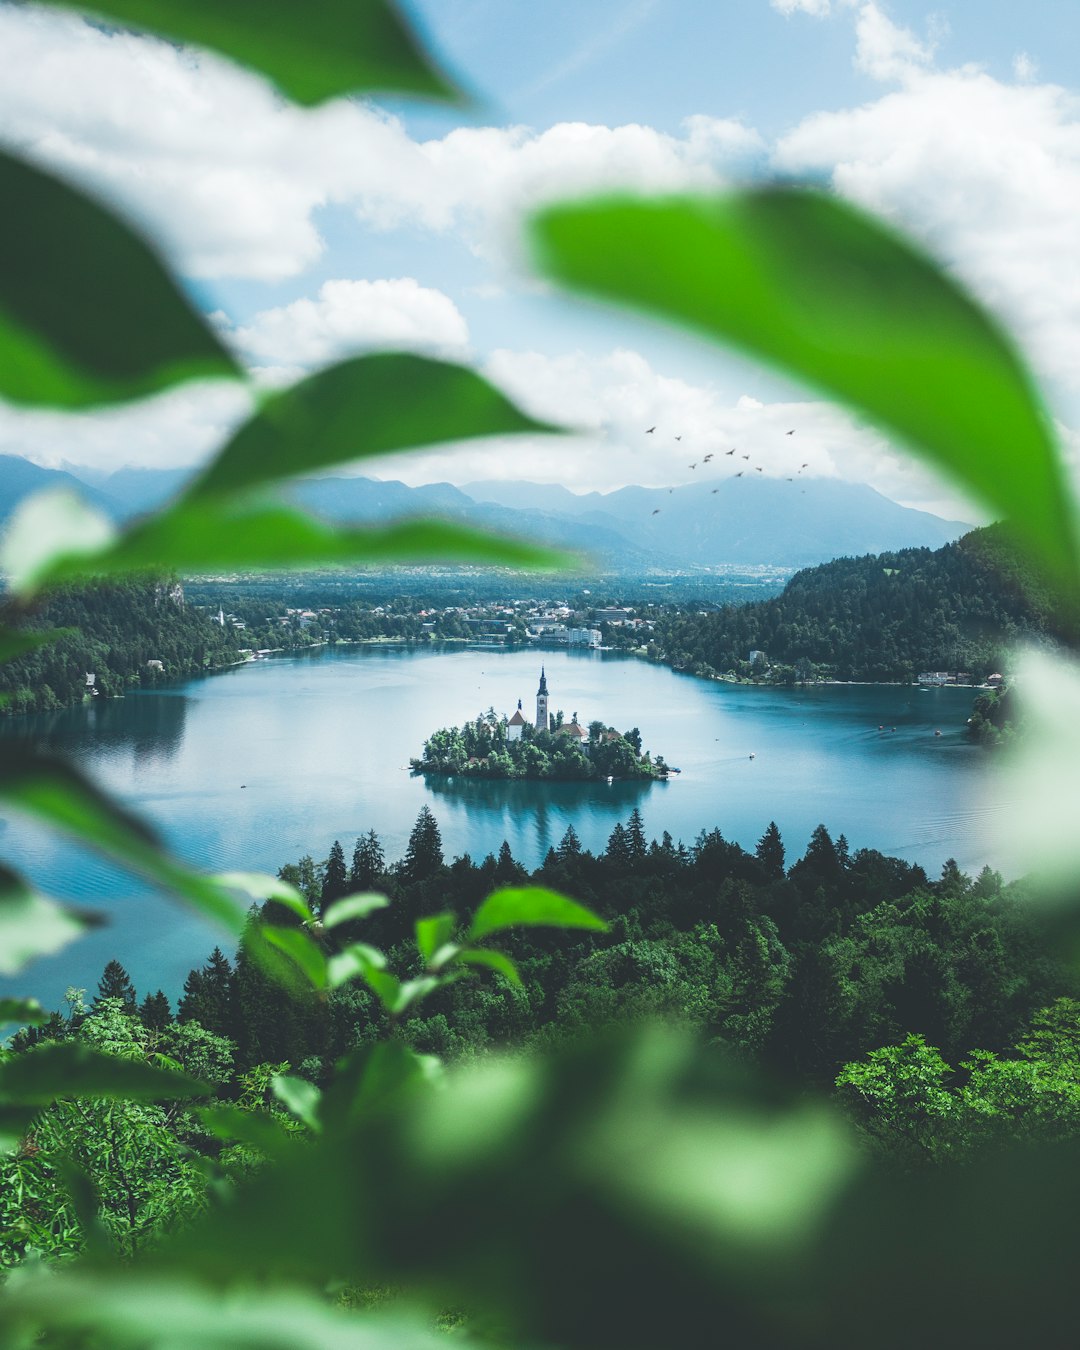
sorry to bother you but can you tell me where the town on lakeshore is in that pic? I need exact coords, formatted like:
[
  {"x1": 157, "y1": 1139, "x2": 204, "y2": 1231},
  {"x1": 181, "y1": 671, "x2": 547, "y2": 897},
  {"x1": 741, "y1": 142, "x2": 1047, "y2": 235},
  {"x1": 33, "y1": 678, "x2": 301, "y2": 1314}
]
[{"x1": 411, "y1": 666, "x2": 670, "y2": 782}]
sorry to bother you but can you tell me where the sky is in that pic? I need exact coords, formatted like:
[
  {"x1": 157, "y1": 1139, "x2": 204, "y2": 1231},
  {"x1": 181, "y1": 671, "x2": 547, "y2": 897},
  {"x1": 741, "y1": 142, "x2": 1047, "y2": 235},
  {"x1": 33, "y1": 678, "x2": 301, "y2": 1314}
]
[{"x1": 4, "y1": 0, "x2": 1080, "y2": 519}]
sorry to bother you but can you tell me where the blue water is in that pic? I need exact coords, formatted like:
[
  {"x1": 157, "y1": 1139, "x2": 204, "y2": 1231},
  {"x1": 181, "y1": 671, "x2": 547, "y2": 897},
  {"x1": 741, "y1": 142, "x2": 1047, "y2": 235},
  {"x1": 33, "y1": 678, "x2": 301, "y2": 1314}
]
[{"x1": 0, "y1": 645, "x2": 1012, "y2": 1010}]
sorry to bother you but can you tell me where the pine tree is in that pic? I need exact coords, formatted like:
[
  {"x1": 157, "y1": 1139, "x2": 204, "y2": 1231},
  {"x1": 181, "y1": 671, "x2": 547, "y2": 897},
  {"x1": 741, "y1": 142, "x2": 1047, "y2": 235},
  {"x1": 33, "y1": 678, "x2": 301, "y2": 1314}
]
[
  {"x1": 626, "y1": 807, "x2": 647, "y2": 861},
  {"x1": 556, "y1": 824, "x2": 583, "y2": 860},
  {"x1": 321, "y1": 840, "x2": 349, "y2": 912},
  {"x1": 178, "y1": 947, "x2": 234, "y2": 1037},
  {"x1": 606, "y1": 822, "x2": 631, "y2": 866},
  {"x1": 402, "y1": 806, "x2": 444, "y2": 882},
  {"x1": 95, "y1": 959, "x2": 137, "y2": 1013},
  {"x1": 350, "y1": 829, "x2": 385, "y2": 889},
  {"x1": 755, "y1": 821, "x2": 786, "y2": 881},
  {"x1": 495, "y1": 840, "x2": 525, "y2": 884},
  {"x1": 139, "y1": 990, "x2": 173, "y2": 1030}
]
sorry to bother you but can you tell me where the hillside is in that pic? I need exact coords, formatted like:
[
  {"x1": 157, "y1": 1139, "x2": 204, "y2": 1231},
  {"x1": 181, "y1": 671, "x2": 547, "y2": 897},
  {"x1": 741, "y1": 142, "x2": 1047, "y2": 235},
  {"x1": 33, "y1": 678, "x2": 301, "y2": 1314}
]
[{"x1": 646, "y1": 526, "x2": 1070, "y2": 683}]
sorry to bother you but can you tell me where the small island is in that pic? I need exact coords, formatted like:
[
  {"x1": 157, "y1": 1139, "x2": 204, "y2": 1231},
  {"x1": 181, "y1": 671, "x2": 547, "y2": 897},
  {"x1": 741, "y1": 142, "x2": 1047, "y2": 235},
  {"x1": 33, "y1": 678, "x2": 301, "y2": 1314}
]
[{"x1": 411, "y1": 667, "x2": 669, "y2": 782}]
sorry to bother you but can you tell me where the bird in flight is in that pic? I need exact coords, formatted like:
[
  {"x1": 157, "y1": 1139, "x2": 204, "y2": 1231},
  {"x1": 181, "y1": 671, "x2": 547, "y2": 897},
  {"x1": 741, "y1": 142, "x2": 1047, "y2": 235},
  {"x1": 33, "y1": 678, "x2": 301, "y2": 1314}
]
[
  {"x1": 755, "y1": 466, "x2": 763, "y2": 472},
  {"x1": 651, "y1": 508, "x2": 661, "y2": 515},
  {"x1": 703, "y1": 453, "x2": 713, "y2": 462},
  {"x1": 786, "y1": 477, "x2": 793, "y2": 481},
  {"x1": 675, "y1": 435, "x2": 682, "y2": 441},
  {"x1": 711, "y1": 488, "x2": 719, "y2": 493},
  {"x1": 646, "y1": 426, "x2": 656, "y2": 434},
  {"x1": 725, "y1": 448, "x2": 735, "y2": 456},
  {"x1": 689, "y1": 462, "x2": 697, "y2": 469},
  {"x1": 735, "y1": 471, "x2": 743, "y2": 478},
  {"x1": 786, "y1": 429, "x2": 795, "y2": 435},
  {"x1": 801, "y1": 462, "x2": 809, "y2": 469}
]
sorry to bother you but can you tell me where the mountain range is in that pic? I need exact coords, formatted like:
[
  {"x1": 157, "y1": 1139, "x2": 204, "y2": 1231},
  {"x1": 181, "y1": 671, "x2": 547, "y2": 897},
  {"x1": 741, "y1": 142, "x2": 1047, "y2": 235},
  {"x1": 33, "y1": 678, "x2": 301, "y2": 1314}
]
[{"x1": 0, "y1": 456, "x2": 971, "y2": 572}]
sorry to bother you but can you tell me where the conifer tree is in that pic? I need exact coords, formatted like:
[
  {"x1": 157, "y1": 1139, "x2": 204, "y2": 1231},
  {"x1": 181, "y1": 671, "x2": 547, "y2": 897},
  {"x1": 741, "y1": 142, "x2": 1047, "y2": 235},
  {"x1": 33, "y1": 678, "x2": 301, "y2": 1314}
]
[
  {"x1": 606, "y1": 822, "x2": 630, "y2": 866},
  {"x1": 95, "y1": 959, "x2": 137, "y2": 1013},
  {"x1": 139, "y1": 990, "x2": 172, "y2": 1031},
  {"x1": 321, "y1": 840, "x2": 349, "y2": 911},
  {"x1": 556, "y1": 824, "x2": 583, "y2": 860},
  {"x1": 178, "y1": 947, "x2": 234, "y2": 1037},
  {"x1": 350, "y1": 829, "x2": 385, "y2": 890},
  {"x1": 755, "y1": 821, "x2": 786, "y2": 881},
  {"x1": 402, "y1": 806, "x2": 444, "y2": 882},
  {"x1": 626, "y1": 808, "x2": 648, "y2": 861}
]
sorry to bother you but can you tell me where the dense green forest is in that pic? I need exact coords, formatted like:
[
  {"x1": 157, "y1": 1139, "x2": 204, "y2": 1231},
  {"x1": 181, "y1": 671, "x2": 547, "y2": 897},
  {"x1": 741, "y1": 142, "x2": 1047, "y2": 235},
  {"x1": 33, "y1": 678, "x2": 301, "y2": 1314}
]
[
  {"x1": 637, "y1": 526, "x2": 1069, "y2": 684},
  {"x1": 0, "y1": 578, "x2": 243, "y2": 714},
  {"x1": 6, "y1": 804, "x2": 1074, "y2": 1272},
  {"x1": 413, "y1": 711, "x2": 666, "y2": 780}
]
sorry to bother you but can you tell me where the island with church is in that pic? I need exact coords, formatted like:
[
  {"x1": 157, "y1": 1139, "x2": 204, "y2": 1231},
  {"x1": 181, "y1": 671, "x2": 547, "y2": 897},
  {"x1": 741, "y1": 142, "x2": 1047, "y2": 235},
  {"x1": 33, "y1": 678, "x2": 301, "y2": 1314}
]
[{"x1": 411, "y1": 667, "x2": 670, "y2": 782}]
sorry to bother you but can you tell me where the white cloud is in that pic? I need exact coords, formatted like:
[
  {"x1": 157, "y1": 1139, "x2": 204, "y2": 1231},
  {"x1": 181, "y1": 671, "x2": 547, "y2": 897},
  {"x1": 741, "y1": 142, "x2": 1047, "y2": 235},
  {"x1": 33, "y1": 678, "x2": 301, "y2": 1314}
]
[
  {"x1": 0, "y1": 6, "x2": 762, "y2": 281},
  {"x1": 774, "y1": 11, "x2": 1080, "y2": 394},
  {"x1": 772, "y1": 0, "x2": 833, "y2": 15},
  {"x1": 0, "y1": 381, "x2": 252, "y2": 478},
  {"x1": 852, "y1": 3, "x2": 937, "y2": 83},
  {"x1": 225, "y1": 279, "x2": 471, "y2": 371},
  {"x1": 1013, "y1": 51, "x2": 1038, "y2": 83}
]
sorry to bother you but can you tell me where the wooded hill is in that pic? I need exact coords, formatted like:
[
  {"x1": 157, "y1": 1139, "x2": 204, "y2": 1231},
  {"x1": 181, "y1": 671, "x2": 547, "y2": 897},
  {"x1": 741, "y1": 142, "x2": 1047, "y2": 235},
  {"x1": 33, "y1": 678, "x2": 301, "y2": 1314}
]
[
  {"x1": 645, "y1": 525, "x2": 1071, "y2": 683},
  {"x1": 0, "y1": 579, "x2": 243, "y2": 715}
]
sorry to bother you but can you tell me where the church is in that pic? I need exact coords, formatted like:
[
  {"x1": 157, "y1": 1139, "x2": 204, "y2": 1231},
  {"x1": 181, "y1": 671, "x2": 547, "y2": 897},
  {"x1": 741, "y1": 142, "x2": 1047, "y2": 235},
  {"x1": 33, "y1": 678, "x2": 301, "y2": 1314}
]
[{"x1": 506, "y1": 666, "x2": 549, "y2": 740}]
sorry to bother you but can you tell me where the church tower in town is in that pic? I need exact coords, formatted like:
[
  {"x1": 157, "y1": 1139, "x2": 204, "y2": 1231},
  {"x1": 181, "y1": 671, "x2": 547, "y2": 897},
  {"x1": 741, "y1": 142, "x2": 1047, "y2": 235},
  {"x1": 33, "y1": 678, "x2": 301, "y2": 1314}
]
[{"x1": 535, "y1": 667, "x2": 549, "y2": 733}]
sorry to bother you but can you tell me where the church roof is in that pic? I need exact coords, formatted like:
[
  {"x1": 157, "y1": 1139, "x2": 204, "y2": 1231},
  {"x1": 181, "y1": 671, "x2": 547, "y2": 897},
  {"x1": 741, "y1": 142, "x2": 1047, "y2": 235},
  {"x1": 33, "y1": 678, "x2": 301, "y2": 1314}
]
[
  {"x1": 508, "y1": 708, "x2": 527, "y2": 725},
  {"x1": 537, "y1": 665, "x2": 548, "y2": 695}
]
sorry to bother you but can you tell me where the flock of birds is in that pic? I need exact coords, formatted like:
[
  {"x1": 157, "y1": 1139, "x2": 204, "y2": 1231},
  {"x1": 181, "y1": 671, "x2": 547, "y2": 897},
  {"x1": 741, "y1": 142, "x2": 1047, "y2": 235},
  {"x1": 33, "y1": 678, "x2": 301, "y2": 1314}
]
[{"x1": 644, "y1": 425, "x2": 810, "y2": 516}]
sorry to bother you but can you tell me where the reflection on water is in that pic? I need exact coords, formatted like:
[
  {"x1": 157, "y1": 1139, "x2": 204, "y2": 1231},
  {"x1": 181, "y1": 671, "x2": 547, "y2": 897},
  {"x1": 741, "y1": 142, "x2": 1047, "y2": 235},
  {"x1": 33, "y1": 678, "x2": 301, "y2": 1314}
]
[{"x1": 8, "y1": 689, "x2": 188, "y2": 767}]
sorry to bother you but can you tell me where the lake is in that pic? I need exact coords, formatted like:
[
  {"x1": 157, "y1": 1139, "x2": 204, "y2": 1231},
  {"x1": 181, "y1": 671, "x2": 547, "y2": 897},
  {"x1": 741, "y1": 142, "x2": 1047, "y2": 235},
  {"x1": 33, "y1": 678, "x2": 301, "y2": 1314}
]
[{"x1": 1, "y1": 644, "x2": 1014, "y2": 1011}]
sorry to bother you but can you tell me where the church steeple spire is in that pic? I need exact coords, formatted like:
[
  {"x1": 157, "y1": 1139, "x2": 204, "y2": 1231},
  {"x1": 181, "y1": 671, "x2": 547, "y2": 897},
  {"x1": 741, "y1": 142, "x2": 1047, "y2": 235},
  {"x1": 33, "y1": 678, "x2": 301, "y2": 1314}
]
[{"x1": 535, "y1": 666, "x2": 549, "y2": 732}]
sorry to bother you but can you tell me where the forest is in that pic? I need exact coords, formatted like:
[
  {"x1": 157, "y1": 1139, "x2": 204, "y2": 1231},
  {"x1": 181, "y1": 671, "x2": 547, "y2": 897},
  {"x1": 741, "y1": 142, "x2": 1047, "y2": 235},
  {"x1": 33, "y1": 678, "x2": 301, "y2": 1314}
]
[
  {"x1": 0, "y1": 578, "x2": 243, "y2": 714},
  {"x1": 7, "y1": 803, "x2": 1077, "y2": 1274},
  {"x1": 634, "y1": 525, "x2": 1069, "y2": 684}
]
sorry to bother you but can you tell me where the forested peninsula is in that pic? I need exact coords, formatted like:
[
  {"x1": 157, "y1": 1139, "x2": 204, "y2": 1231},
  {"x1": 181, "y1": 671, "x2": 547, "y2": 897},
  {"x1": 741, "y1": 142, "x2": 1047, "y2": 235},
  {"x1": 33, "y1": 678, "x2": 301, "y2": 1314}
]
[
  {"x1": 631, "y1": 525, "x2": 1069, "y2": 684},
  {"x1": 0, "y1": 578, "x2": 243, "y2": 714},
  {"x1": 412, "y1": 710, "x2": 667, "y2": 780}
]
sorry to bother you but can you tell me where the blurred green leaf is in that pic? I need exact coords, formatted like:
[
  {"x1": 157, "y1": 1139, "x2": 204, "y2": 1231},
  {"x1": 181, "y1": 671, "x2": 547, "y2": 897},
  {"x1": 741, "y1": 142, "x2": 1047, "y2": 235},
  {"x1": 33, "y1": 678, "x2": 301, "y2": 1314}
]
[
  {"x1": 532, "y1": 189, "x2": 1080, "y2": 588},
  {"x1": 0, "y1": 748, "x2": 248, "y2": 935},
  {"x1": 196, "y1": 1105, "x2": 298, "y2": 1159},
  {"x1": 393, "y1": 975, "x2": 447, "y2": 1016},
  {"x1": 415, "y1": 911, "x2": 455, "y2": 965},
  {"x1": 469, "y1": 886, "x2": 608, "y2": 942},
  {"x1": 0, "y1": 1104, "x2": 40, "y2": 1153},
  {"x1": 0, "y1": 1270, "x2": 450, "y2": 1349},
  {"x1": 326, "y1": 941, "x2": 388, "y2": 990},
  {"x1": 262, "y1": 926, "x2": 327, "y2": 991},
  {"x1": 0, "y1": 626, "x2": 68, "y2": 665},
  {"x1": 12, "y1": 492, "x2": 570, "y2": 598},
  {"x1": 0, "y1": 997, "x2": 47, "y2": 1027},
  {"x1": 321, "y1": 892, "x2": 389, "y2": 929},
  {"x1": 0, "y1": 1042, "x2": 208, "y2": 1105},
  {"x1": 188, "y1": 354, "x2": 562, "y2": 500},
  {"x1": 214, "y1": 871, "x2": 313, "y2": 923},
  {"x1": 319, "y1": 1040, "x2": 440, "y2": 1133},
  {"x1": 37, "y1": 0, "x2": 464, "y2": 108},
  {"x1": 0, "y1": 863, "x2": 89, "y2": 975},
  {"x1": 454, "y1": 947, "x2": 522, "y2": 986},
  {"x1": 0, "y1": 488, "x2": 117, "y2": 595},
  {"x1": 360, "y1": 966, "x2": 403, "y2": 1012},
  {"x1": 271, "y1": 1075, "x2": 323, "y2": 1133},
  {"x1": 0, "y1": 148, "x2": 239, "y2": 409}
]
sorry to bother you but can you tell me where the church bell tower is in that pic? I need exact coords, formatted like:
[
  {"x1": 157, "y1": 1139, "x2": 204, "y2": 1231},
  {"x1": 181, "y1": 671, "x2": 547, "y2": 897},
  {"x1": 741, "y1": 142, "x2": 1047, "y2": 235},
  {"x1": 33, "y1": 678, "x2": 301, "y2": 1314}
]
[{"x1": 535, "y1": 666, "x2": 549, "y2": 732}]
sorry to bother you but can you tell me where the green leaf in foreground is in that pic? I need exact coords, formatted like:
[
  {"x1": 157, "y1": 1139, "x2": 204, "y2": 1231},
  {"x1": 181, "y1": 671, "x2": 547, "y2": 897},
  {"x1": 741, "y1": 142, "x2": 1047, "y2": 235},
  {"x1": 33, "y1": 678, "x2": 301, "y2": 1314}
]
[
  {"x1": 10, "y1": 493, "x2": 571, "y2": 597},
  {"x1": 0, "y1": 148, "x2": 239, "y2": 409},
  {"x1": 188, "y1": 353, "x2": 563, "y2": 500},
  {"x1": 0, "y1": 997, "x2": 47, "y2": 1028},
  {"x1": 0, "y1": 625, "x2": 69, "y2": 665},
  {"x1": 262, "y1": 926, "x2": 328, "y2": 991},
  {"x1": 415, "y1": 911, "x2": 455, "y2": 965},
  {"x1": 454, "y1": 947, "x2": 522, "y2": 986},
  {"x1": 272, "y1": 1074, "x2": 323, "y2": 1132},
  {"x1": 37, "y1": 0, "x2": 464, "y2": 108},
  {"x1": 0, "y1": 748, "x2": 248, "y2": 935},
  {"x1": 0, "y1": 864, "x2": 90, "y2": 976},
  {"x1": 321, "y1": 893, "x2": 390, "y2": 929},
  {"x1": 0, "y1": 1041, "x2": 208, "y2": 1105},
  {"x1": 532, "y1": 189, "x2": 1080, "y2": 588},
  {"x1": 468, "y1": 886, "x2": 608, "y2": 942}
]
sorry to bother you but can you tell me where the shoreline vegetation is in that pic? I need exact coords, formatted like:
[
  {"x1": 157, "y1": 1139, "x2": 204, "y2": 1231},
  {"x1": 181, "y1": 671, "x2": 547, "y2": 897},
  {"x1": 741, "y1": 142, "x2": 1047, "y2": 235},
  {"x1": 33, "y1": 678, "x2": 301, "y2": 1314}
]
[{"x1": 411, "y1": 709, "x2": 668, "y2": 781}]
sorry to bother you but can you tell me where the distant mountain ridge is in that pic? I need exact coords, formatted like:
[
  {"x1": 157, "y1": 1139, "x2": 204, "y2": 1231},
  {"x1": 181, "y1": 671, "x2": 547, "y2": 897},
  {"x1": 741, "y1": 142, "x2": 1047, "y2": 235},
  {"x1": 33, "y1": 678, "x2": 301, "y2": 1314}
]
[{"x1": 0, "y1": 456, "x2": 971, "y2": 571}]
